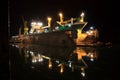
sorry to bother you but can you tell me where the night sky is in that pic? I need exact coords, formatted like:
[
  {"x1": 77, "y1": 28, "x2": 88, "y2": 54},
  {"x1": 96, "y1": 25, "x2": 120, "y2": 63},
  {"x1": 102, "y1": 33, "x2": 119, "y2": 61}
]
[{"x1": 9, "y1": 0, "x2": 117, "y2": 44}]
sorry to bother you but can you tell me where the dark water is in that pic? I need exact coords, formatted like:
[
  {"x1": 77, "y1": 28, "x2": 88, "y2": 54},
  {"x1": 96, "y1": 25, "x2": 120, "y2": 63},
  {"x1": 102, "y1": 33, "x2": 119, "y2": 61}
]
[{"x1": 9, "y1": 43, "x2": 119, "y2": 80}]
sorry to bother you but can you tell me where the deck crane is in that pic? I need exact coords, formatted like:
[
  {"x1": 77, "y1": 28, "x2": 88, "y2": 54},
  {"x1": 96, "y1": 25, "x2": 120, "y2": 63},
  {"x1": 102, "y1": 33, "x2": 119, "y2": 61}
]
[
  {"x1": 22, "y1": 16, "x2": 29, "y2": 35},
  {"x1": 57, "y1": 12, "x2": 85, "y2": 26}
]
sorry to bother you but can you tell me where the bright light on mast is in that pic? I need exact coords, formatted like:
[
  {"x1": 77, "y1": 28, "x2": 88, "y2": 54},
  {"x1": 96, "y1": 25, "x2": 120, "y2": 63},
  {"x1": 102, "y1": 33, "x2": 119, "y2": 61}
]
[
  {"x1": 80, "y1": 12, "x2": 85, "y2": 22},
  {"x1": 47, "y1": 17, "x2": 52, "y2": 27},
  {"x1": 37, "y1": 22, "x2": 43, "y2": 26},
  {"x1": 81, "y1": 12, "x2": 84, "y2": 17},
  {"x1": 59, "y1": 13, "x2": 63, "y2": 22}
]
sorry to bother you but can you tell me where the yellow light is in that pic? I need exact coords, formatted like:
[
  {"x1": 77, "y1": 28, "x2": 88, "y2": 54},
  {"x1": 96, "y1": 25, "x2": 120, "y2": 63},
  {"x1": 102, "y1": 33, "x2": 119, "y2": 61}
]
[
  {"x1": 75, "y1": 48, "x2": 87, "y2": 60},
  {"x1": 80, "y1": 12, "x2": 85, "y2": 22},
  {"x1": 37, "y1": 22, "x2": 43, "y2": 26},
  {"x1": 90, "y1": 54, "x2": 94, "y2": 58},
  {"x1": 31, "y1": 22, "x2": 36, "y2": 26},
  {"x1": 81, "y1": 12, "x2": 84, "y2": 17},
  {"x1": 47, "y1": 17, "x2": 52, "y2": 27},
  {"x1": 59, "y1": 13, "x2": 63, "y2": 23},
  {"x1": 47, "y1": 17, "x2": 52, "y2": 21},
  {"x1": 60, "y1": 67, "x2": 63, "y2": 73},
  {"x1": 59, "y1": 13, "x2": 63, "y2": 17},
  {"x1": 58, "y1": 63, "x2": 64, "y2": 73},
  {"x1": 48, "y1": 59, "x2": 52, "y2": 69}
]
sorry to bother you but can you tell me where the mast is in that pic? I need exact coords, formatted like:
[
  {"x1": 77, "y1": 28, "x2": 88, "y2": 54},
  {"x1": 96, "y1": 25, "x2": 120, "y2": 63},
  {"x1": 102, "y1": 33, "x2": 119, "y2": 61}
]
[
  {"x1": 47, "y1": 17, "x2": 52, "y2": 27},
  {"x1": 59, "y1": 13, "x2": 63, "y2": 23},
  {"x1": 8, "y1": 1, "x2": 10, "y2": 39},
  {"x1": 80, "y1": 12, "x2": 84, "y2": 22},
  {"x1": 22, "y1": 16, "x2": 28, "y2": 35}
]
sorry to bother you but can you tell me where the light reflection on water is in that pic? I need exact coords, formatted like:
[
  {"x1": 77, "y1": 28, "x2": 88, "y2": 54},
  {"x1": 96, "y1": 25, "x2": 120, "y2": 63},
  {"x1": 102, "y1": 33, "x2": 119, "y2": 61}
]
[{"x1": 9, "y1": 43, "x2": 103, "y2": 80}]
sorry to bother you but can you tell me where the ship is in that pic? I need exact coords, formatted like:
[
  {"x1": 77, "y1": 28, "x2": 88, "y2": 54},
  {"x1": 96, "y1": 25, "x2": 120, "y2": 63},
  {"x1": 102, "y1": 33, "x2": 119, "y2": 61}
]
[{"x1": 10, "y1": 12, "x2": 99, "y2": 47}]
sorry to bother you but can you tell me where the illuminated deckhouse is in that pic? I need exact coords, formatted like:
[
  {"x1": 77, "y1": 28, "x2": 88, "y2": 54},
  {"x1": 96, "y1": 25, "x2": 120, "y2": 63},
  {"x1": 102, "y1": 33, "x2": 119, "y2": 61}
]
[{"x1": 30, "y1": 21, "x2": 43, "y2": 34}]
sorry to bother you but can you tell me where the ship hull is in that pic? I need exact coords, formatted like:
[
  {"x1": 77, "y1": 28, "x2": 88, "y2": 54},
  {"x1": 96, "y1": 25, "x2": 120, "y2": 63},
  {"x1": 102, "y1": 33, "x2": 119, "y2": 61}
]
[
  {"x1": 22, "y1": 31, "x2": 75, "y2": 47},
  {"x1": 10, "y1": 22, "x2": 99, "y2": 47},
  {"x1": 10, "y1": 30, "x2": 98, "y2": 47}
]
